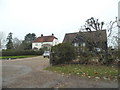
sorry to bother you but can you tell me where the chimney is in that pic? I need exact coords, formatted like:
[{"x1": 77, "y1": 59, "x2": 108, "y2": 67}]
[
  {"x1": 41, "y1": 34, "x2": 43, "y2": 37},
  {"x1": 52, "y1": 33, "x2": 54, "y2": 36}
]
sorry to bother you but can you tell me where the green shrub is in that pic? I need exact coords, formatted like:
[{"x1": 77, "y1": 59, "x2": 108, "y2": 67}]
[
  {"x1": 79, "y1": 55, "x2": 91, "y2": 64},
  {"x1": 76, "y1": 46, "x2": 93, "y2": 64},
  {"x1": 115, "y1": 49, "x2": 120, "y2": 59},
  {"x1": 2, "y1": 49, "x2": 44, "y2": 56},
  {"x1": 50, "y1": 43, "x2": 76, "y2": 65}
]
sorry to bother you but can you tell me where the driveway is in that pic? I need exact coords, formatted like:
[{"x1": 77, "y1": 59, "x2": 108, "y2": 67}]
[{"x1": 2, "y1": 56, "x2": 118, "y2": 88}]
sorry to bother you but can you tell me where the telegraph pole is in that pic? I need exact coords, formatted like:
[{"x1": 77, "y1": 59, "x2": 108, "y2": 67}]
[
  {"x1": 118, "y1": 2, "x2": 120, "y2": 90},
  {"x1": 118, "y1": 1, "x2": 120, "y2": 50}
]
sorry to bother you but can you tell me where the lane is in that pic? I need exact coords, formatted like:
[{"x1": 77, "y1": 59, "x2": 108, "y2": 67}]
[
  {"x1": 2, "y1": 56, "x2": 49, "y2": 70},
  {"x1": 2, "y1": 56, "x2": 118, "y2": 88},
  {"x1": 2, "y1": 56, "x2": 49, "y2": 87}
]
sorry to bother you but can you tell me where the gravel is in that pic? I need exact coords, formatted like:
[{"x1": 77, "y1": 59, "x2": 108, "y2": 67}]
[{"x1": 2, "y1": 56, "x2": 118, "y2": 88}]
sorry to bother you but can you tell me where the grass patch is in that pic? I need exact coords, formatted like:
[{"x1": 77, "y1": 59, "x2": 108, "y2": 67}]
[
  {"x1": 45, "y1": 64, "x2": 119, "y2": 80},
  {"x1": 0, "y1": 55, "x2": 38, "y2": 59}
]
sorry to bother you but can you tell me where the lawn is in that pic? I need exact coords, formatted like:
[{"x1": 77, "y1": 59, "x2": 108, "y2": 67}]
[
  {"x1": 45, "y1": 64, "x2": 119, "y2": 81},
  {"x1": 0, "y1": 55, "x2": 38, "y2": 59}
]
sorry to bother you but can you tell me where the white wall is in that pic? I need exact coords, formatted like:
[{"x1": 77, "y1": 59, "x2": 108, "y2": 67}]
[
  {"x1": 52, "y1": 38, "x2": 59, "y2": 46},
  {"x1": 32, "y1": 42, "x2": 42, "y2": 49},
  {"x1": 32, "y1": 39, "x2": 59, "y2": 50}
]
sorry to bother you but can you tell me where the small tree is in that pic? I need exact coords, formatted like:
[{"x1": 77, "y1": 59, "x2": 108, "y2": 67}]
[
  {"x1": 6, "y1": 32, "x2": 14, "y2": 50},
  {"x1": 20, "y1": 33, "x2": 36, "y2": 50},
  {"x1": 24, "y1": 33, "x2": 36, "y2": 43}
]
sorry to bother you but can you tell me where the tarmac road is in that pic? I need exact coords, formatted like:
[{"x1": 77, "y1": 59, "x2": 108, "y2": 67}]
[{"x1": 2, "y1": 56, "x2": 118, "y2": 88}]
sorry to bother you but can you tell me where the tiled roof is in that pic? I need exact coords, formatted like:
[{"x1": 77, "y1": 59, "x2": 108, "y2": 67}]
[
  {"x1": 63, "y1": 30, "x2": 107, "y2": 43},
  {"x1": 63, "y1": 32, "x2": 78, "y2": 43},
  {"x1": 33, "y1": 35, "x2": 57, "y2": 42}
]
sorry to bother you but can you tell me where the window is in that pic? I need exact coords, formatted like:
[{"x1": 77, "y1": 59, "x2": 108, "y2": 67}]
[
  {"x1": 81, "y1": 43, "x2": 85, "y2": 47},
  {"x1": 74, "y1": 43, "x2": 79, "y2": 47},
  {"x1": 35, "y1": 43, "x2": 38, "y2": 46},
  {"x1": 82, "y1": 43, "x2": 85, "y2": 47}
]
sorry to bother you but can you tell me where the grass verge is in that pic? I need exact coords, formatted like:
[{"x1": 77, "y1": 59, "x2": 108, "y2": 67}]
[
  {"x1": 45, "y1": 64, "x2": 119, "y2": 81},
  {"x1": 0, "y1": 55, "x2": 38, "y2": 59}
]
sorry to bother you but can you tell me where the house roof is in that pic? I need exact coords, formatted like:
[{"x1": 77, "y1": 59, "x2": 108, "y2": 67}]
[
  {"x1": 33, "y1": 35, "x2": 58, "y2": 43},
  {"x1": 63, "y1": 32, "x2": 78, "y2": 43},
  {"x1": 63, "y1": 30, "x2": 107, "y2": 43}
]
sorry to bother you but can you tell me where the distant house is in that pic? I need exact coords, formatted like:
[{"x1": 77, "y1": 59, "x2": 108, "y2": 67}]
[
  {"x1": 63, "y1": 30, "x2": 107, "y2": 51},
  {"x1": 32, "y1": 34, "x2": 58, "y2": 50}
]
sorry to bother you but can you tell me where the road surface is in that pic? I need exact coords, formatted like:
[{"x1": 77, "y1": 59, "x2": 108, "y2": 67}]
[{"x1": 2, "y1": 56, "x2": 118, "y2": 88}]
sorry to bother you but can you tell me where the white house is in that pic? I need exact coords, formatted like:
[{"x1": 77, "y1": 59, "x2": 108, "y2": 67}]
[{"x1": 32, "y1": 34, "x2": 59, "y2": 50}]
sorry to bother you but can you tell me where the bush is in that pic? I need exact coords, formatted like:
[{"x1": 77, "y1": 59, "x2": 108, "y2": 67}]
[
  {"x1": 2, "y1": 49, "x2": 44, "y2": 56},
  {"x1": 75, "y1": 46, "x2": 93, "y2": 64},
  {"x1": 98, "y1": 49, "x2": 119, "y2": 65},
  {"x1": 114, "y1": 49, "x2": 120, "y2": 59},
  {"x1": 50, "y1": 43, "x2": 76, "y2": 65},
  {"x1": 79, "y1": 56, "x2": 89, "y2": 64}
]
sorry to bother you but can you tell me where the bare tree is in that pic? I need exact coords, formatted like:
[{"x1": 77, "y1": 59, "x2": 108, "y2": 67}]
[
  {"x1": 81, "y1": 17, "x2": 117, "y2": 35},
  {"x1": 80, "y1": 17, "x2": 117, "y2": 46},
  {"x1": 111, "y1": 35, "x2": 118, "y2": 49},
  {"x1": 78, "y1": 17, "x2": 118, "y2": 65},
  {"x1": 84, "y1": 17, "x2": 105, "y2": 31},
  {"x1": 106, "y1": 17, "x2": 117, "y2": 37},
  {"x1": 13, "y1": 37, "x2": 22, "y2": 49},
  {"x1": 79, "y1": 17, "x2": 107, "y2": 51},
  {"x1": 105, "y1": 17, "x2": 118, "y2": 49},
  {"x1": 0, "y1": 32, "x2": 6, "y2": 50},
  {"x1": 117, "y1": 17, "x2": 120, "y2": 50}
]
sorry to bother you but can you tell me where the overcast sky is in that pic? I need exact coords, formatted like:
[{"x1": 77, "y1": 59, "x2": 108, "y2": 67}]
[{"x1": 0, "y1": 0, "x2": 119, "y2": 43}]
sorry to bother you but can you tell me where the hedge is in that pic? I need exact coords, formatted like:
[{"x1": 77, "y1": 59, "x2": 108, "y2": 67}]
[{"x1": 2, "y1": 49, "x2": 44, "y2": 56}]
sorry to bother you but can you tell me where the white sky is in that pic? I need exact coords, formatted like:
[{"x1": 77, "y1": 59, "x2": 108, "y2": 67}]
[{"x1": 0, "y1": 0, "x2": 119, "y2": 43}]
